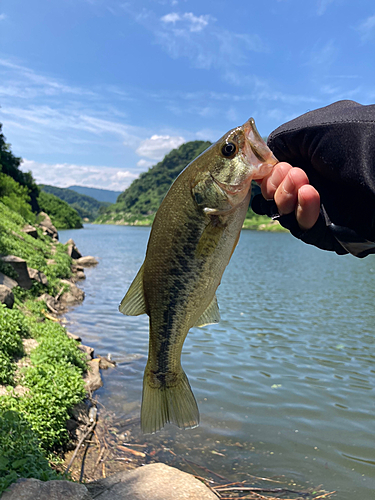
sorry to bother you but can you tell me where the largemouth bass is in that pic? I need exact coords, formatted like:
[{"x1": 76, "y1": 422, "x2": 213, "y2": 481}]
[{"x1": 119, "y1": 118, "x2": 277, "y2": 434}]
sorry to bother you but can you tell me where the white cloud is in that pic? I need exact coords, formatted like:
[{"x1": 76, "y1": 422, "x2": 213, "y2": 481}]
[
  {"x1": 0, "y1": 58, "x2": 95, "y2": 97},
  {"x1": 0, "y1": 13, "x2": 6, "y2": 21},
  {"x1": 161, "y1": 12, "x2": 211, "y2": 32},
  {"x1": 21, "y1": 159, "x2": 138, "y2": 191},
  {"x1": 136, "y1": 134, "x2": 185, "y2": 160},
  {"x1": 358, "y1": 14, "x2": 375, "y2": 42}
]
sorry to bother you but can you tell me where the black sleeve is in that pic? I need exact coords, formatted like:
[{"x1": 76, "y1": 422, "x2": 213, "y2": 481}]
[{"x1": 251, "y1": 100, "x2": 375, "y2": 257}]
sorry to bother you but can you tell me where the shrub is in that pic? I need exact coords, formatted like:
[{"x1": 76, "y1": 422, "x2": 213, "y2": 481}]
[{"x1": 0, "y1": 410, "x2": 61, "y2": 493}]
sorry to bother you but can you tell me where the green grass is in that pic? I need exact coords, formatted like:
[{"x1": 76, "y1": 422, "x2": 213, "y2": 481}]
[{"x1": 0, "y1": 200, "x2": 88, "y2": 493}]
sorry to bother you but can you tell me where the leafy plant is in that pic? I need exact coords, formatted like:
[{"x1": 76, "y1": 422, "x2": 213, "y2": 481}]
[
  {"x1": 0, "y1": 410, "x2": 61, "y2": 493},
  {"x1": 0, "y1": 352, "x2": 15, "y2": 385}
]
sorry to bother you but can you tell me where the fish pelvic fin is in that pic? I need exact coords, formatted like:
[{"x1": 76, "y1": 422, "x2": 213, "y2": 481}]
[
  {"x1": 194, "y1": 294, "x2": 220, "y2": 327},
  {"x1": 119, "y1": 263, "x2": 147, "y2": 316},
  {"x1": 141, "y1": 367, "x2": 199, "y2": 434}
]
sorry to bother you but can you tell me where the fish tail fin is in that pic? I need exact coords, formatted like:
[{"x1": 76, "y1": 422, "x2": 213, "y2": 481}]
[{"x1": 141, "y1": 367, "x2": 199, "y2": 434}]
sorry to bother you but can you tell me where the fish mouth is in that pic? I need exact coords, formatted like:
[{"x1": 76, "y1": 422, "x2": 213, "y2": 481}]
[{"x1": 243, "y1": 117, "x2": 278, "y2": 180}]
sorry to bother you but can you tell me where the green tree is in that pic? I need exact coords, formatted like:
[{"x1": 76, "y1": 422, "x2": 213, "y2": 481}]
[
  {"x1": 0, "y1": 124, "x2": 40, "y2": 212},
  {"x1": 37, "y1": 191, "x2": 83, "y2": 229}
]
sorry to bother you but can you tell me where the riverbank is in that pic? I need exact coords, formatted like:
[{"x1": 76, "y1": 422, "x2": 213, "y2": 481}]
[
  {"x1": 93, "y1": 211, "x2": 286, "y2": 231},
  {"x1": 0, "y1": 202, "x2": 103, "y2": 493}
]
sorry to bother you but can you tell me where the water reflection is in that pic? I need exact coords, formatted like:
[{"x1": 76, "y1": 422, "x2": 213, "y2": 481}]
[{"x1": 60, "y1": 225, "x2": 375, "y2": 500}]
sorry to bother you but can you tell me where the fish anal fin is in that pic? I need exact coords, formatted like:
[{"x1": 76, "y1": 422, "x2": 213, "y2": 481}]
[
  {"x1": 119, "y1": 263, "x2": 147, "y2": 316},
  {"x1": 141, "y1": 367, "x2": 199, "y2": 434},
  {"x1": 194, "y1": 294, "x2": 220, "y2": 327}
]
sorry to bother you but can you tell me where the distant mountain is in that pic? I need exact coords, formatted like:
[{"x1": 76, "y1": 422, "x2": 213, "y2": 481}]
[
  {"x1": 40, "y1": 184, "x2": 108, "y2": 221},
  {"x1": 95, "y1": 140, "x2": 212, "y2": 225},
  {"x1": 68, "y1": 185, "x2": 122, "y2": 204}
]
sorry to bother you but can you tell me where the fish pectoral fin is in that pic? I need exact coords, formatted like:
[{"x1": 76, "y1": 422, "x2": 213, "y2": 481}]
[
  {"x1": 196, "y1": 220, "x2": 225, "y2": 258},
  {"x1": 194, "y1": 294, "x2": 220, "y2": 327},
  {"x1": 119, "y1": 263, "x2": 147, "y2": 316},
  {"x1": 141, "y1": 367, "x2": 199, "y2": 434}
]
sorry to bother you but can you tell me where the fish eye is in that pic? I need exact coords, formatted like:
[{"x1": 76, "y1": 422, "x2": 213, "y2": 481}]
[{"x1": 221, "y1": 142, "x2": 237, "y2": 158}]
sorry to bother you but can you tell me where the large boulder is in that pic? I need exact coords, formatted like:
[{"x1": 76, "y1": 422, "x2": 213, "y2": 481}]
[
  {"x1": 27, "y1": 268, "x2": 48, "y2": 286},
  {"x1": 66, "y1": 238, "x2": 83, "y2": 260},
  {"x1": 21, "y1": 224, "x2": 38, "y2": 239},
  {"x1": 1, "y1": 478, "x2": 91, "y2": 500},
  {"x1": 59, "y1": 280, "x2": 85, "y2": 305},
  {"x1": 38, "y1": 211, "x2": 59, "y2": 241},
  {"x1": 0, "y1": 285, "x2": 14, "y2": 308},
  {"x1": 0, "y1": 272, "x2": 18, "y2": 289},
  {"x1": 76, "y1": 256, "x2": 99, "y2": 267},
  {"x1": 87, "y1": 463, "x2": 218, "y2": 500},
  {"x1": 0, "y1": 256, "x2": 32, "y2": 290}
]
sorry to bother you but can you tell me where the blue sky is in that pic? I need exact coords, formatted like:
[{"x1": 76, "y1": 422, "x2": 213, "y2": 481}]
[{"x1": 1, "y1": 0, "x2": 375, "y2": 190}]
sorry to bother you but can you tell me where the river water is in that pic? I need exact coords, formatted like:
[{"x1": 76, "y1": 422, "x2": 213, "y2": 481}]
[{"x1": 60, "y1": 224, "x2": 375, "y2": 499}]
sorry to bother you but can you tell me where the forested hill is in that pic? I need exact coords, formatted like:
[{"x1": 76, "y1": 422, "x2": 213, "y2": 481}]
[
  {"x1": 96, "y1": 140, "x2": 211, "y2": 224},
  {"x1": 0, "y1": 123, "x2": 82, "y2": 229},
  {"x1": 40, "y1": 184, "x2": 108, "y2": 221}
]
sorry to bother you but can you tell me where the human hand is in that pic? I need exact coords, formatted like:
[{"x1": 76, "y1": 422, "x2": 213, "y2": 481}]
[{"x1": 259, "y1": 162, "x2": 320, "y2": 231}]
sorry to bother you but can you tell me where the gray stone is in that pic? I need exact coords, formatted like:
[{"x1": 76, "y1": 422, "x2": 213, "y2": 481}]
[
  {"x1": 66, "y1": 238, "x2": 83, "y2": 260},
  {"x1": 21, "y1": 224, "x2": 38, "y2": 239},
  {"x1": 1, "y1": 478, "x2": 91, "y2": 500},
  {"x1": 60, "y1": 280, "x2": 85, "y2": 305},
  {"x1": 67, "y1": 331, "x2": 82, "y2": 342},
  {"x1": 84, "y1": 359, "x2": 103, "y2": 393},
  {"x1": 78, "y1": 344, "x2": 94, "y2": 360},
  {"x1": 0, "y1": 285, "x2": 14, "y2": 308},
  {"x1": 0, "y1": 272, "x2": 18, "y2": 289},
  {"x1": 0, "y1": 256, "x2": 32, "y2": 290},
  {"x1": 87, "y1": 463, "x2": 218, "y2": 500},
  {"x1": 76, "y1": 256, "x2": 99, "y2": 267},
  {"x1": 38, "y1": 211, "x2": 59, "y2": 240},
  {"x1": 28, "y1": 268, "x2": 49, "y2": 286}
]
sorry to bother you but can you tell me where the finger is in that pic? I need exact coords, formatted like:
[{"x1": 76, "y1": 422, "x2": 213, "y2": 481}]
[
  {"x1": 260, "y1": 162, "x2": 293, "y2": 200},
  {"x1": 274, "y1": 168, "x2": 310, "y2": 215},
  {"x1": 296, "y1": 184, "x2": 320, "y2": 231}
]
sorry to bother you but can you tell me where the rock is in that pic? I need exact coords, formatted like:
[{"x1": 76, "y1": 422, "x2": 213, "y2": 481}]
[
  {"x1": 76, "y1": 256, "x2": 99, "y2": 267},
  {"x1": 0, "y1": 256, "x2": 32, "y2": 290},
  {"x1": 76, "y1": 271, "x2": 86, "y2": 280},
  {"x1": 84, "y1": 358, "x2": 103, "y2": 393},
  {"x1": 21, "y1": 224, "x2": 38, "y2": 239},
  {"x1": 27, "y1": 268, "x2": 48, "y2": 286},
  {"x1": 0, "y1": 285, "x2": 14, "y2": 308},
  {"x1": 60, "y1": 280, "x2": 85, "y2": 305},
  {"x1": 0, "y1": 272, "x2": 18, "y2": 289},
  {"x1": 38, "y1": 211, "x2": 59, "y2": 240},
  {"x1": 66, "y1": 238, "x2": 83, "y2": 259},
  {"x1": 98, "y1": 355, "x2": 116, "y2": 369},
  {"x1": 37, "y1": 293, "x2": 60, "y2": 313},
  {"x1": 78, "y1": 344, "x2": 94, "y2": 360},
  {"x1": 1, "y1": 478, "x2": 91, "y2": 500},
  {"x1": 67, "y1": 331, "x2": 82, "y2": 342},
  {"x1": 87, "y1": 463, "x2": 218, "y2": 500}
]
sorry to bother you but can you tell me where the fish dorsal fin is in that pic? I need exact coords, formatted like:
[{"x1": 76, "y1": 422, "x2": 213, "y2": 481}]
[
  {"x1": 119, "y1": 263, "x2": 147, "y2": 316},
  {"x1": 194, "y1": 294, "x2": 220, "y2": 327}
]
